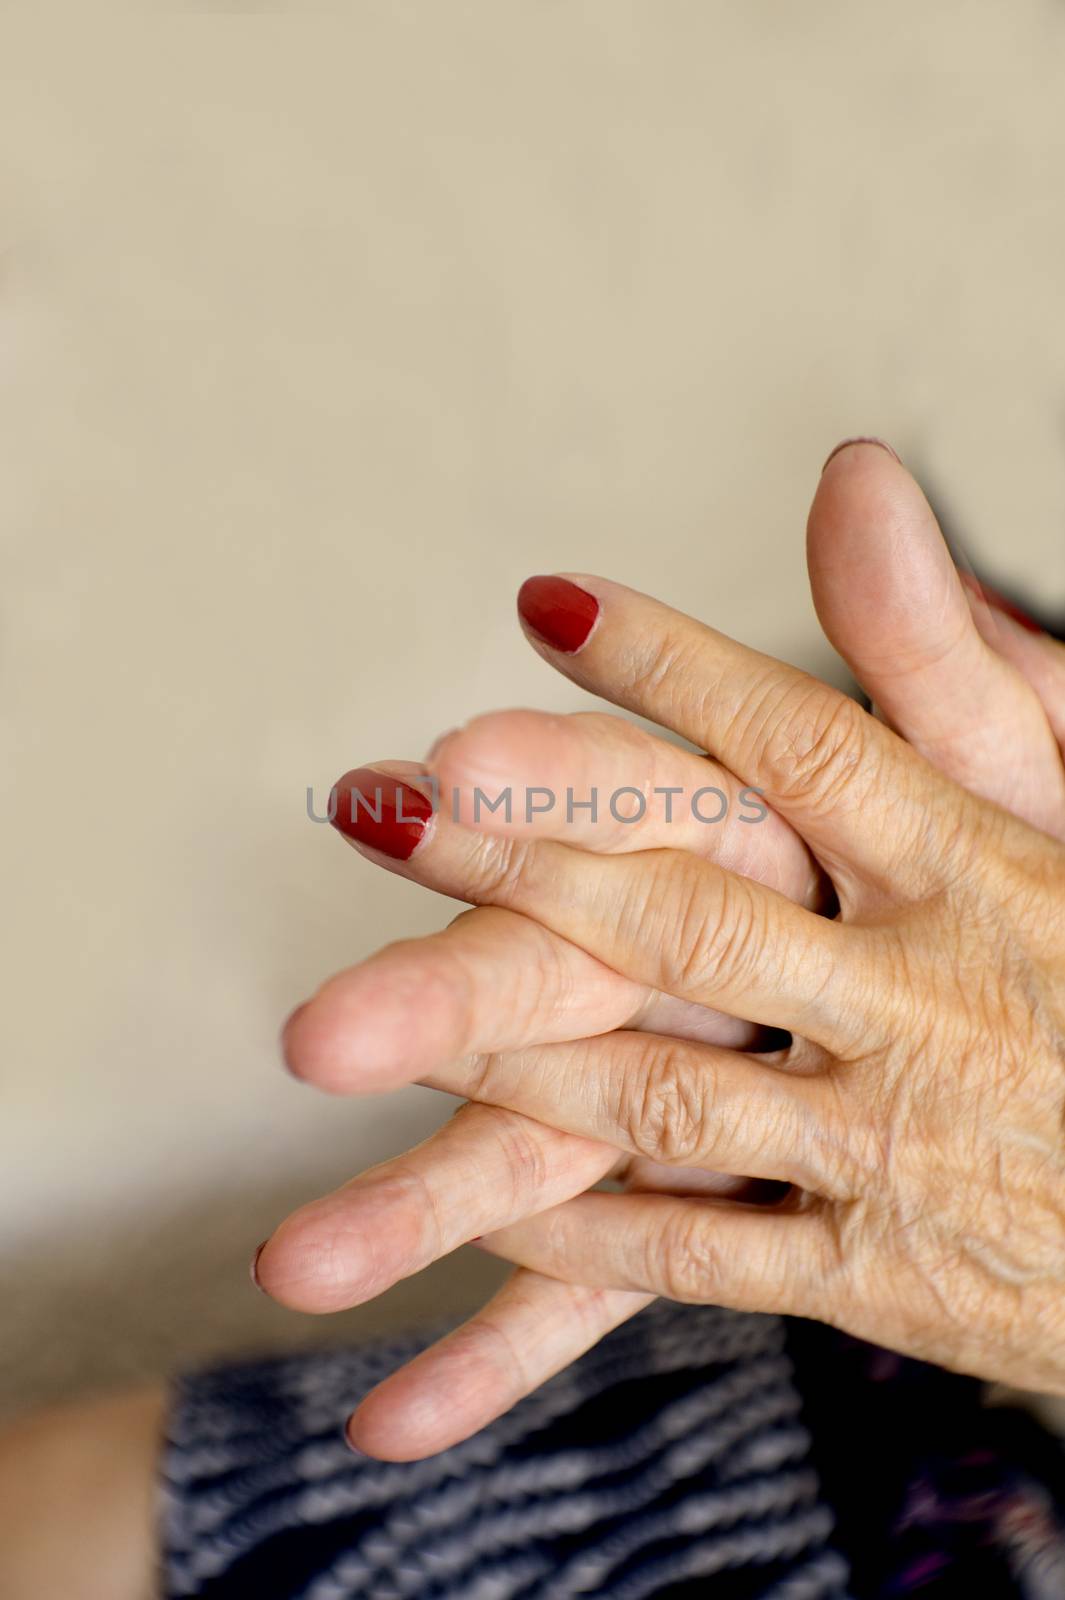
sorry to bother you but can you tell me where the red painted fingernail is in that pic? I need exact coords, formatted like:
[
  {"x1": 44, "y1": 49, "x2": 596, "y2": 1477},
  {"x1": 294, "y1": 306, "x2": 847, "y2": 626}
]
[
  {"x1": 250, "y1": 1241, "x2": 268, "y2": 1293},
  {"x1": 330, "y1": 767, "x2": 434, "y2": 860},
  {"x1": 958, "y1": 571, "x2": 1043, "y2": 634},
  {"x1": 821, "y1": 436, "x2": 901, "y2": 474},
  {"x1": 517, "y1": 576, "x2": 600, "y2": 654}
]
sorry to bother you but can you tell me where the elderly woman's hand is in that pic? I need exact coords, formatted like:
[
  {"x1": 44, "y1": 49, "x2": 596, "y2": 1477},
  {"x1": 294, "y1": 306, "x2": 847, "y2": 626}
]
[
  {"x1": 420, "y1": 571, "x2": 1065, "y2": 1391},
  {"x1": 268, "y1": 444, "x2": 1065, "y2": 1456}
]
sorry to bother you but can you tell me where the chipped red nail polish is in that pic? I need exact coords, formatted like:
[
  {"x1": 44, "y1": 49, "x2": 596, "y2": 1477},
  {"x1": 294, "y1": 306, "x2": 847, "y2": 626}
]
[
  {"x1": 517, "y1": 576, "x2": 600, "y2": 654},
  {"x1": 330, "y1": 767, "x2": 433, "y2": 860}
]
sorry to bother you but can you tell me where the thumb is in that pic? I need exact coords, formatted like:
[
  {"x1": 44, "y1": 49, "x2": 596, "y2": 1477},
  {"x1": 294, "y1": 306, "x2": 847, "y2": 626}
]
[{"x1": 807, "y1": 440, "x2": 1065, "y2": 836}]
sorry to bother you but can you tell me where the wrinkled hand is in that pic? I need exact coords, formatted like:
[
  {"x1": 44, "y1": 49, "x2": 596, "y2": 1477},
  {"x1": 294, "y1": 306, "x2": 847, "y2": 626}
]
[
  {"x1": 265, "y1": 444, "x2": 1065, "y2": 1457},
  {"x1": 440, "y1": 581, "x2": 1065, "y2": 1389}
]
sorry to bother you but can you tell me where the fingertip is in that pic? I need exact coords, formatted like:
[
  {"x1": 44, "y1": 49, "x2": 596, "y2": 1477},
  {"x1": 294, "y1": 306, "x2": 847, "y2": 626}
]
[
  {"x1": 810, "y1": 438, "x2": 922, "y2": 560},
  {"x1": 253, "y1": 1204, "x2": 375, "y2": 1314},
  {"x1": 279, "y1": 1000, "x2": 315, "y2": 1080},
  {"x1": 279, "y1": 989, "x2": 361, "y2": 1094},
  {"x1": 281, "y1": 954, "x2": 453, "y2": 1095},
  {"x1": 811, "y1": 438, "x2": 917, "y2": 555},
  {"x1": 342, "y1": 1417, "x2": 365, "y2": 1455},
  {"x1": 427, "y1": 708, "x2": 570, "y2": 822},
  {"x1": 808, "y1": 438, "x2": 965, "y2": 656},
  {"x1": 329, "y1": 764, "x2": 437, "y2": 862},
  {"x1": 424, "y1": 725, "x2": 462, "y2": 764},
  {"x1": 820, "y1": 436, "x2": 902, "y2": 476},
  {"x1": 516, "y1": 575, "x2": 602, "y2": 655},
  {"x1": 345, "y1": 1404, "x2": 406, "y2": 1460},
  {"x1": 427, "y1": 709, "x2": 515, "y2": 784},
  {"x1": 807, "y1": 437, "x2": 1065, "y2": 827},
  {"x1": 347, "y1": 1383, "x2": 456, "y2": 1462}
]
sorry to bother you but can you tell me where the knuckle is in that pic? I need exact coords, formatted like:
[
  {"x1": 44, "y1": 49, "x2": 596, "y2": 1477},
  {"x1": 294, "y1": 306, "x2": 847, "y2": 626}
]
[
  {"x1": 458, "y1": 1050, "x2": 498, "y2": 1102},
  {"x1": 438, "y1": 1099, "x2": 554, "y2": 1219},
  {"x1": 746, "y1": 678, "x2": 872, "y2": 815},
  {"x1": 467, "y1": 1308, "x2": 535, "y2": 1393},
  {"x1": 445, "y1": 905, "x2": 572, "y2": 1041},
  {"x1": 467, "y1": 836, "x2": 540, "y2": 906},
  {"x1": 623, "y1": 627, "x2": 700, "y2": 708},
  {"x1": 662, "y1": 860, "x2": 765, "y2": 998},
  {"x1": 655, "y1": 1207, "x2": 723, "y2": 1302},
  {"x1": 623, "y1": 1042, "x2": 714, "y2": 1165},
  {"x1": 819, "y1": 1079, "x2": 887, "y2": 1201},
  {"x1": 472, "y1": 1104, "x2": 551, "y2": 1203}
]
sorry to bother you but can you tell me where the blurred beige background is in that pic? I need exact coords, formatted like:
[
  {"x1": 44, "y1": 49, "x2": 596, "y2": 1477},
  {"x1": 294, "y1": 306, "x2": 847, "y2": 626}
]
[{"x1": 2, "y1": 3, "x2": 1064, "y2": 1416}]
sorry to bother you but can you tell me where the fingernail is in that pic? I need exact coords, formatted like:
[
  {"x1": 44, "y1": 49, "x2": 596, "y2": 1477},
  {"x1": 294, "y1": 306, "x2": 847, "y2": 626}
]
[
  {"x1": 517, "y1": 575, "x2": 600, "y2": 654},
  {"x1": 250, "y1": 1241, "x2": 268, "y2": 1293},
  {"x1": 821, "y1": 436, "x2": 902, "y2": 475},
  {"x1": 280, "y1": 1002, "x2": 309, "y2": 1077},
  {"x1": 958, "y1": 571, "x2": 1044, "y2": 634},
  {"x1": 330, "y1": 767, "x2": 434, "y2": 860},
  {"x1": 343, "y1": 1419, "x2": 365, "y2": 1455}
]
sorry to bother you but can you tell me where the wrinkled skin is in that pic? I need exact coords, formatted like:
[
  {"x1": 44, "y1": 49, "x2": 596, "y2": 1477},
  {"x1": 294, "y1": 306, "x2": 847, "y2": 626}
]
[
  {"x1": 269, "y1": 443, "x2": 1065, "y2": 1458},
  {"x1": 6, "y1": 444, "x2": 1065, "y2": 1599}
]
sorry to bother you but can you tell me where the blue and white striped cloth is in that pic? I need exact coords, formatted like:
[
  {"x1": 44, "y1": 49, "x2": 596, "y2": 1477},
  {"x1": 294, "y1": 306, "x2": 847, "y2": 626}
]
[{"x1": 160, "y1": 1299, "x2": 1065, "y2": 1599}]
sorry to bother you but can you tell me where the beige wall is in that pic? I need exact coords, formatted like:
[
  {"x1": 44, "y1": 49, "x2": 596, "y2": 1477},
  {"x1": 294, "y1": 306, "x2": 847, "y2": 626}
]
[{"x1": 3, "y1": 2, "x2": 1064, "y2": 1413}]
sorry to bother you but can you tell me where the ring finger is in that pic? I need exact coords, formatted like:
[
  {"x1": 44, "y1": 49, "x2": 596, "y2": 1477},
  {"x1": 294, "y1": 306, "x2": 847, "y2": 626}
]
[
  {"x1": 422, "y1": 1031, "x2": 840, "y2": 1195},
  {"x1": 253, "y1": 1102, "x2": 615, "y2": 1314},
  {"x1": 330, "y1": 773, "x2": 865, "y2": 1051}
]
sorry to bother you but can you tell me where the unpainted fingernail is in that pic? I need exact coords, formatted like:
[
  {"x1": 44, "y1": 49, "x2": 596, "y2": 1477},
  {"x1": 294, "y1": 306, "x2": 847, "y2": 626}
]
[
  {"x1": 343, "y1": 1419, "x2": 366, "y2": 1454},
  {"x1": 820, "y1": 436, "x2": 902, "y2": 475},
  {"x1": 280, "y1": 1002, "x2": 309, "y2": 1075},
  {"x1": 250, "y1": 1241, "x2": 268, "y2": 1293}
]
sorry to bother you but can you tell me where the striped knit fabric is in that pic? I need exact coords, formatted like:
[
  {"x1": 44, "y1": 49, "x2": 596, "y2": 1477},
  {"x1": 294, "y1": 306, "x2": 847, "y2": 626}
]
[
  {"x1": 159, "y1": 1300, "x2": 1065, "y2": 1599},
  {"x1": 160, "y1": 1303, "x2": 848, "y2": 1599}
]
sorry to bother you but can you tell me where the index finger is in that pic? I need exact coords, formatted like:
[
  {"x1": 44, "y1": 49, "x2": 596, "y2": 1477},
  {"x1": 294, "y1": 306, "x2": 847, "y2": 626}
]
[{"x1": 516, "y1": 573, "x2": 967, "y2": 901}]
